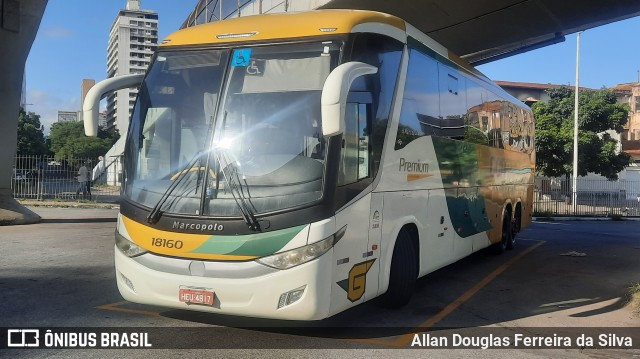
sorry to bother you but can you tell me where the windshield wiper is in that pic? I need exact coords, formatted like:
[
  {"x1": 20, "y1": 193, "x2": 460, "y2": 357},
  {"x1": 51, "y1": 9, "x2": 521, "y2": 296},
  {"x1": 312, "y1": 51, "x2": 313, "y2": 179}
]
[
  {"x1": 214, "y1": 149, "x2": 261, "y2": 231},
  {"x1": 147, "y1": 151, "x2": 203, "y2": 224}
]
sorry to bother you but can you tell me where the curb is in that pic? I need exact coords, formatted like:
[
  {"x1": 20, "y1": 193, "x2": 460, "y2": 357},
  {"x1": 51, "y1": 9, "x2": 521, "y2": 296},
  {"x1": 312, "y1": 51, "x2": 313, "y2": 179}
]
[{"x1": 18, "y1": 200, "x2": 119, "y2": 210}]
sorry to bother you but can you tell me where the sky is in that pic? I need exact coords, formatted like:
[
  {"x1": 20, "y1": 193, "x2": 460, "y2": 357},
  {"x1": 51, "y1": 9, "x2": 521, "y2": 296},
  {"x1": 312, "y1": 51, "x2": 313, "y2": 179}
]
[
  {"x1": 26, "y1": 1, "x2": 192, "y2": 134},
  {"x1": 25, "y1": 1, "x2": 640, "y2": 134}
]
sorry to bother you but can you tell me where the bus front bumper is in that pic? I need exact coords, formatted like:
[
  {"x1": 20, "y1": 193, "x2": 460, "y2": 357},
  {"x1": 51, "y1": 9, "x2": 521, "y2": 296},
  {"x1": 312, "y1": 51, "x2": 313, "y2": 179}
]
[{"x1": 114, "y1": 246, "x2": 333, "y2": 320}]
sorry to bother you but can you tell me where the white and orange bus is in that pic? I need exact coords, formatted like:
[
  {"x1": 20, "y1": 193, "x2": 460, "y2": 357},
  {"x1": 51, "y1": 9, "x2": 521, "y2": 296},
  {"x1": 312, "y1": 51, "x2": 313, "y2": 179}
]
[{"x1": 84, "y1": 9, "x2": 535, "y2": 320}]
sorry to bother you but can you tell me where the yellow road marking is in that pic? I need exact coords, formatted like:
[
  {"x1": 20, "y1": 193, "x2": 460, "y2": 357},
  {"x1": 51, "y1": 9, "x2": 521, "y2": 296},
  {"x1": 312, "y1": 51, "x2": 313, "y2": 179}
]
[
  {"x1": 354, "y1": 240, "x2": 546, "y2": 347},
  {"x1": 95, "y1": 300, "x2": 161, "y2": 317}
]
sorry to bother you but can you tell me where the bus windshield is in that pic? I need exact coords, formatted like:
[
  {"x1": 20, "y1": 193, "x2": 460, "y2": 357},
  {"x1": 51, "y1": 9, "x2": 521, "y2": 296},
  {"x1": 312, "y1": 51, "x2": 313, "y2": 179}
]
[{"x1": 124, "y1": 42, "x2": 342, "y2": 218}]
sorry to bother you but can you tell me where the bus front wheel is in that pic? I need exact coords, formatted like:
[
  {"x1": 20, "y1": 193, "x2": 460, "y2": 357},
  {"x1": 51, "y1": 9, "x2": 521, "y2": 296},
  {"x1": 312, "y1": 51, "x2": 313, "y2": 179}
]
[{"x1": 380, "y1": 229, "x2": 417, "y2": 308}]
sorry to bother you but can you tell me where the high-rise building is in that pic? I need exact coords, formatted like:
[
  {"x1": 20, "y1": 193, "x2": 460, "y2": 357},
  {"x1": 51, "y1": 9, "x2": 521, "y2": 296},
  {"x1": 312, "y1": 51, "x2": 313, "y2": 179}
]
[
  {"x1": 106, "y1": 0, "x2": 158, "y2": 134},
  {"x1": 80, "y1": 79, "x2": 96, "y2": 122},
  {"x1": 81, "y1": 79, "x2": 96, "y2": 108},
  {"x1": 99, "y1": 111, "x2": 108, "y2": 130},
  {"x1": 57, "y1": 111, "x2": 79, "y2": 123}
]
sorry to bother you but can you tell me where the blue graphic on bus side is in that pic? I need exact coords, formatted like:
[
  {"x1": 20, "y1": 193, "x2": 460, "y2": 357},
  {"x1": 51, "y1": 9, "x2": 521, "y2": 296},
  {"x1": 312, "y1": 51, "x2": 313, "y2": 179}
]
[{"x1": 232, "y1": 49, "x2": 251, "y2": 67}]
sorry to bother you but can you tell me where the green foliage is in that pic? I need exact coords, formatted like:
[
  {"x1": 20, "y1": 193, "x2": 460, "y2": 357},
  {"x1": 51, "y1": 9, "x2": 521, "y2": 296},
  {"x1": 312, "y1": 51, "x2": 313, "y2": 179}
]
[
  {"x1": 532, "y1": 86, "x2": 632, "y2": 180},
  {"x1": 463, "y1": 126, "x2": 489, "y2": 146},
  {"x1": 16, "y1": 107, "x2": 48, "y2": 156},
  {"x1": 395, "y1": 123, "x2": 420, "y2": 149},
  {"x1": 49, "y1": 121, "x2": 119, "y2": 161},
  {"x1": 532, "y1": 210, "x2": 553, "y2": 218}
]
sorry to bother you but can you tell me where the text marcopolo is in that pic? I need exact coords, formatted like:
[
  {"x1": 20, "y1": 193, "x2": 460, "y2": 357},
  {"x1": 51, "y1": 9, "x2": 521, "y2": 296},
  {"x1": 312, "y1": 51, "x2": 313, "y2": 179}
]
[{"x1": 172, "y1": 221, "x2": 224, "y2": 232}]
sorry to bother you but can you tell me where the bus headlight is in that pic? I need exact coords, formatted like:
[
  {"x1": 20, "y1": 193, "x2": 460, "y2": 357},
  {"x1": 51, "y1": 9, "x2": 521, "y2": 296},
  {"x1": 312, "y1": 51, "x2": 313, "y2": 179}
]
[
  {"x1": 257, "y1": 226, "x2": 346, "y2": 270},
  {"x1": 115, "y1": 230, "x2": 148, "y2": 257}
]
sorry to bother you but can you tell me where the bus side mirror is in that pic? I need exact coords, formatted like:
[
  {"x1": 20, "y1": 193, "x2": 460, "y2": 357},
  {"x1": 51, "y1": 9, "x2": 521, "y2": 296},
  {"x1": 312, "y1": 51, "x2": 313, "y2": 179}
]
[
  {"x1": 321, "y1": 62, "x2": 377, "y2": 137},
  {"x1": 82, "y1": 74, "x2": 144, "y2": 136}
]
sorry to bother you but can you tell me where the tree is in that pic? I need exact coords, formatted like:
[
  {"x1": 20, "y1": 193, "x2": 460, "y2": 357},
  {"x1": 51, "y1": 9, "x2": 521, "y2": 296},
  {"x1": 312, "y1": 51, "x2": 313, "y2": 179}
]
[
  {"x1": 16, "y1": 107, "x2": 48, "y2": 156},
  {"x1": 48, "y1": 121, "x2": 119, "y2": 160},
  {"x1": 532, "y1": 86, "x2": 632, "y2": 180}
]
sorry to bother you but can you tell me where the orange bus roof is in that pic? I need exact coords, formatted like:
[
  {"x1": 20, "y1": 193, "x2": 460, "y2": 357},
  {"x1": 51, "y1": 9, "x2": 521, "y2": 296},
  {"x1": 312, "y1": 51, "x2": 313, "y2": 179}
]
[{"x1": 161, "y1": 10, "x2": 405, "y2": 47}]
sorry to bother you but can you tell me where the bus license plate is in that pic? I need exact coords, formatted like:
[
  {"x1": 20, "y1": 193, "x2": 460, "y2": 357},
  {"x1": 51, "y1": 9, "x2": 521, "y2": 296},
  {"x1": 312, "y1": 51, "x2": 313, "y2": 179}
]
[{"x1": 179, "y1": 287, "x2": 215, "y2": 306}]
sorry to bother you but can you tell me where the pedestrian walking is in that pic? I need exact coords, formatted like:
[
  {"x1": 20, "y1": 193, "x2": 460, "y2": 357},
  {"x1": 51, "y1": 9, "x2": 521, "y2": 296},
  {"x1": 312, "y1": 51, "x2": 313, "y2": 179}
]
[{"x1": 76, "y1": 162, "x2": 91, "y2": 197}]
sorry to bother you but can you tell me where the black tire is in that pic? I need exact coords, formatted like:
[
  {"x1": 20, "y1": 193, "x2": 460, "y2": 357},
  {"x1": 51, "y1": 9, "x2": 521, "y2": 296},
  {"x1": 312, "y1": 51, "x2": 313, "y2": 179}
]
[
  {"x1": 508, "y1": 207, "x2": 521, "y2": 250},
  {"x1": 494, "y1": 211, "x2": 512, "y2": 255},
  {"x1": 380, "y1": 229, "x2": 417, "y2": 308}
]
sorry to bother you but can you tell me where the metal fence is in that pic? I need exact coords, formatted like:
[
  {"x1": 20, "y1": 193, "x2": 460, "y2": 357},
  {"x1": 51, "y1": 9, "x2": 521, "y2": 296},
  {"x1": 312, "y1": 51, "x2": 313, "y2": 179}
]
[
  {"x1": 11, "y1": 155, "x2": 121, "y2": 203},
  {"x1": 11, "y1": 155, "x2": 640, "y2": 214},
  {"x1": 534, "y1": 177, "x2": 640, "y2": 217}
]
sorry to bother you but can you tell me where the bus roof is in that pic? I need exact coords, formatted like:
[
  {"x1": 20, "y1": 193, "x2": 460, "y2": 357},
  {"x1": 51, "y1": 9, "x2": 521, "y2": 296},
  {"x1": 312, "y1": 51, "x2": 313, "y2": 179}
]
[
  {"x1": 159, "y1": 9, "x2": 523, "y2": 109},
  {"x1": 161, "y1": 10, "x2": 405, "y2": 47}
]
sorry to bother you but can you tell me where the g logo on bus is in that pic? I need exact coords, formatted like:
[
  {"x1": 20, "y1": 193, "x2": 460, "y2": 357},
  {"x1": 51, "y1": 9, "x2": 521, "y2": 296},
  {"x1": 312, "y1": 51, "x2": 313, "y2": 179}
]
[{"x1": 337, "y1": 259, "x2": 376, "y2": 302}]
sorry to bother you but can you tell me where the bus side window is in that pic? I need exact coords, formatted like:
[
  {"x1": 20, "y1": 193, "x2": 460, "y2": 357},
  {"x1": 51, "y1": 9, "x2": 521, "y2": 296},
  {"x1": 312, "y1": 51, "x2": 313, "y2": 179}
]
[
  {"x1": 357, "y1": 103, "x2": 369, "y2": 180},
  {"x1": 349, "y1": 33, "x2": 403, "y2": 177},
  {"x1": 338, "y1": 102, "x2": 370, "y2": 185},
  {"x1": 395, "y1": 48, "x2": 439, "y2": 150},
  {"x1": 437, "y1": 65, "x2": 465, "y2": 140}
]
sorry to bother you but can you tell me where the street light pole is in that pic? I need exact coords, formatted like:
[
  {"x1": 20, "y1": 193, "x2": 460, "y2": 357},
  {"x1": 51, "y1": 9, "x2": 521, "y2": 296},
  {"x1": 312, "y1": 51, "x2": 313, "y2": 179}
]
[{"x1": 572, "y1": 32, "x2": 581, "y2": 215}]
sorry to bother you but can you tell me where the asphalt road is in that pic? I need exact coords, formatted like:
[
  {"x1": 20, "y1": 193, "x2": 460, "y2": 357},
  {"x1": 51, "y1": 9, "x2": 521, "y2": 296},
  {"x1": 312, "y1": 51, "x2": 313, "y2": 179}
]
[{"x1": 1, "y1": 207, "x2": 639, "y2": 358}]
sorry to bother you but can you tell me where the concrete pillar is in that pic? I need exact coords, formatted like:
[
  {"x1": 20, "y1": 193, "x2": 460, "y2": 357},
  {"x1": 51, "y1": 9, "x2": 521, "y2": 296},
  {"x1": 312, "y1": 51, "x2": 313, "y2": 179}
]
[{"x1": 0, "y1": 0, "x2": 48, "y2": 225}]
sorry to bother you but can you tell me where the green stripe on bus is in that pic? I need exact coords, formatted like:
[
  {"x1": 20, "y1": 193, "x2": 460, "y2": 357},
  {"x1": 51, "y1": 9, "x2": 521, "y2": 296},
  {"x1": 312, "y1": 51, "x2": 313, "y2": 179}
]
[
  {"x1": 189, "y1": 224, "x2": 308, "y2": 257},
  {"x1": 432, "y1": 136, "x2": 493, "y2": 238}
]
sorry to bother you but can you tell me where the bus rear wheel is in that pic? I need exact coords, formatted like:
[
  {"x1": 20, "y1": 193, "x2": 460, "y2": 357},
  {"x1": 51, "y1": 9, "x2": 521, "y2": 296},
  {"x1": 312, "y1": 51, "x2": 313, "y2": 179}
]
[
  {"x1": 380, "y1": 229, "x2": 417, "y2": 308},
  {"x1": 508, "y1": 206, "x2": 521, "y2": 250},
  {"x1": 494, "y1": 211, "x2": 512, "y2": 255},
  {"x1": 507, "y1": 203, "x2": 522, "y2": 249}
]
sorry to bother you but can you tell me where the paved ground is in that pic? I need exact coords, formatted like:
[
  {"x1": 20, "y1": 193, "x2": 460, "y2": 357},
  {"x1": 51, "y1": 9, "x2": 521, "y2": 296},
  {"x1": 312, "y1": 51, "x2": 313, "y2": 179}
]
[{"x1": 0, "y1": 207, "x2": 639, "y2": 358}]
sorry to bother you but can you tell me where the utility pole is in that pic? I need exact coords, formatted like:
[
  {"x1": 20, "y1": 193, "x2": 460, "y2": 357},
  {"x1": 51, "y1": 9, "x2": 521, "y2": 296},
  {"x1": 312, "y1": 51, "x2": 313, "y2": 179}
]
[{"x1": 572, "y1": 32, "x2": 581, "y2": 215}]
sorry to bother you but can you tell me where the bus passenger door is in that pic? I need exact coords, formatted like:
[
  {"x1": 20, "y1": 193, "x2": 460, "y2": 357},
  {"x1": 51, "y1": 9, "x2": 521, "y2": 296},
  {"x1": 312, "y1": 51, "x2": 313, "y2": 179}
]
[
  {"x1": 330, "y1": 102, "x2": 377, "y2": 315},
  {"x1": 332, "y1": 195, "x2": 372, "y2": 314},
  {"x1": 365, "y1": 192, "x2": 383, "y2": 299}
]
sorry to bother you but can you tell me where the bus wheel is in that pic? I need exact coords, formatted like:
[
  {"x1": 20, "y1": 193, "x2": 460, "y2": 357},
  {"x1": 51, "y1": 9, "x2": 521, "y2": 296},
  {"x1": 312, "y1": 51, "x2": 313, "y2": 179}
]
[
  {"x1": 380, "y1": 229, "x2": 416, "y2": 308},
  {"x1": 494, "y1": 211, "x2": 512, "y2": 255}
]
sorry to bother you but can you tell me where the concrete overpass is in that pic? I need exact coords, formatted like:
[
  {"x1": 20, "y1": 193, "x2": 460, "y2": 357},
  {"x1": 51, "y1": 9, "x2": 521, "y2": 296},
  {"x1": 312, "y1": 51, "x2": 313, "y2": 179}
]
[
  {"x1": 183, "y1": 0, "x2": 640, "y2": 65},
  {"x1": 0, "y1": 0, "x2": 47, "y2": 224},
  {"x1": 2, "y1": 0, "x2": 640, "y2": 224}
]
